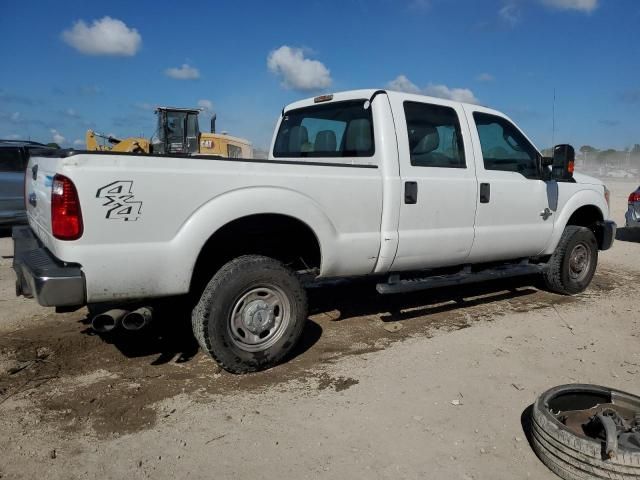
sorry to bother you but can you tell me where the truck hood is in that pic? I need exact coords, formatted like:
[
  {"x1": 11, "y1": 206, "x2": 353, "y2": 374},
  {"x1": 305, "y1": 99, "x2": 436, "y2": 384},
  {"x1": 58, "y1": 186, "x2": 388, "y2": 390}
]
[{"x1": 573, "y1": 172, "x2": 603, "y2": 186}]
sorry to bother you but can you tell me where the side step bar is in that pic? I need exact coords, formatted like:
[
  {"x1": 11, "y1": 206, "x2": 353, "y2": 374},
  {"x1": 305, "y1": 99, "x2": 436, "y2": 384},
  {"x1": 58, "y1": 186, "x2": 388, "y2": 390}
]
[{"x1": 376, "y1": 262, "x2": 545, "y2": 295}]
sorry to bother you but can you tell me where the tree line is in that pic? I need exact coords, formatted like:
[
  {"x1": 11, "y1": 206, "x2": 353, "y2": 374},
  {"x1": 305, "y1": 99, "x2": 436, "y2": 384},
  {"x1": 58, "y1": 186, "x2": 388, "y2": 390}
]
[{"x1": 578, "y1": 144, "x2": 640, "y2": 162}]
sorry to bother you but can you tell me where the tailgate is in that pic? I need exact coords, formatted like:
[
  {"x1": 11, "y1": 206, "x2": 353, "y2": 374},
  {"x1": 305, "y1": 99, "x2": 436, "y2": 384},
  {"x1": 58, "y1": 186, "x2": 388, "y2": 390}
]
[{"x1": 24, "y1": 151, "x2": 59, "y2": 247}]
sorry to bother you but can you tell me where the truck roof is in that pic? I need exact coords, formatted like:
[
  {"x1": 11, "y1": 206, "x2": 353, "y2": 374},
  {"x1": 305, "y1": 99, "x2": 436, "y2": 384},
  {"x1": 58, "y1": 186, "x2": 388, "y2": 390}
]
[
  {"x1": 280, "y1": 88, "x2": 538, "y2": 154},
  {"x1": 283, "y1": 88, "x2": 498, "y2": 114}
]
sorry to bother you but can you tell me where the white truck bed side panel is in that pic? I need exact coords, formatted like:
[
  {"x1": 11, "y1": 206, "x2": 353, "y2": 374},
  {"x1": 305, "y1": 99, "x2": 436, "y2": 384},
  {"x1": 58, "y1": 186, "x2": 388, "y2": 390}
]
[{"x1": 45, "y1": 154, "x2": 382, "y2": 302}]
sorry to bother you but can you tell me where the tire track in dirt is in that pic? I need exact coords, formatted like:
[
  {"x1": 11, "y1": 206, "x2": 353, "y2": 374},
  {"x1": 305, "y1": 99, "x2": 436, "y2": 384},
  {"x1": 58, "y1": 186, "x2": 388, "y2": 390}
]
[{"x1": 0, "y1": 268, "x2": 633, "y2": 438}]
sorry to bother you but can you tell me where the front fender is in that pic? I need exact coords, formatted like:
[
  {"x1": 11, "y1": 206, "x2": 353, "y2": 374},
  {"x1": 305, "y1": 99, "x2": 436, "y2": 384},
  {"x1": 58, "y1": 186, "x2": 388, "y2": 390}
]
[{"x1": 542, "y1": 188, "x2": 608, "y2": 255}]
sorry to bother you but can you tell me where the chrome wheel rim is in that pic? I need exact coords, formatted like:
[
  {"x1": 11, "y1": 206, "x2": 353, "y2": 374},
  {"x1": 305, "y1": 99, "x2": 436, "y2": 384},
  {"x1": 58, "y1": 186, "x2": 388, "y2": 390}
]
[
  {"x1": 227, "y1": 285, "x2": 291, "y2": 352},
  {"x1": 568, "y1": 242, "x2": 592, "y2": 282}
]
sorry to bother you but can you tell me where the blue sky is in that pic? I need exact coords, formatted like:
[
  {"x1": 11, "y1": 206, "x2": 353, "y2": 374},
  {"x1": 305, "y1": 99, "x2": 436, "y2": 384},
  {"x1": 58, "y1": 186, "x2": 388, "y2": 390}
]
[{"x1": 1, "y1": 0, "x2": 638, "y2": 151}]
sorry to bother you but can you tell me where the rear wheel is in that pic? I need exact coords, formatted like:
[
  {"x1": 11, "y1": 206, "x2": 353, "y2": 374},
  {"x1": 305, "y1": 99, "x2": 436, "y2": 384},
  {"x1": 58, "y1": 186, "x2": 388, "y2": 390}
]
[
  {"x1": 192, "y1": 255, "x2": 307, "y2": 374},
  {"x1": 542, "y1": 226, "x2": 598, "y2": 295}
]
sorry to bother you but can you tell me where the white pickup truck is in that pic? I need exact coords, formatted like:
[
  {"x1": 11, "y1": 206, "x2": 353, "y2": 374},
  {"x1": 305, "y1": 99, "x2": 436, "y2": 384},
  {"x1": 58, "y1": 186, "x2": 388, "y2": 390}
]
[{"x1": 13, "y1": 89, "x2": 616, "y2": 373}]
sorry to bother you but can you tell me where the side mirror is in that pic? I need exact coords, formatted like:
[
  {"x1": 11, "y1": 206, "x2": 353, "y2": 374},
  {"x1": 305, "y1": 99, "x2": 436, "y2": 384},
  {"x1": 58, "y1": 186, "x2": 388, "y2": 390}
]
[{"x1": 551, "y1": 144, "x2": 575, "y2": 181}]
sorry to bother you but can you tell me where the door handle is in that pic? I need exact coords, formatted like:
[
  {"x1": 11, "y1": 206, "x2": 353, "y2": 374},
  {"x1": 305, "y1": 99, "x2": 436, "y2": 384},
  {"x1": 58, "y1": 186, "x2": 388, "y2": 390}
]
[
  {"x1": 480, "y1": 183, "x2": 490, "y2": 203},
  {"x1": 540, "y1": 208, "x2": 552, "y2": 220},
  {"x1": 405, "y1": 181, "x2": 418, "y2": 204}
]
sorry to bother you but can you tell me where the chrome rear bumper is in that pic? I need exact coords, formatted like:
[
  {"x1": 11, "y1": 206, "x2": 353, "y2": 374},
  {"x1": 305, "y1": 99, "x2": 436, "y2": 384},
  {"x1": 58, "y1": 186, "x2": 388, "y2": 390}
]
[{"x1": 12, "y1": 226, "x2": 85, "y2": 307}]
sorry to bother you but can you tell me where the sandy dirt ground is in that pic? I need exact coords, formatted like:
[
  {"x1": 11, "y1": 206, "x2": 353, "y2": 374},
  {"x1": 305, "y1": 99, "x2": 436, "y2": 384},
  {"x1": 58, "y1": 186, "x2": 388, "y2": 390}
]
[{"x1": 0, "y1": 179, "x2": 639, "y2": 480}]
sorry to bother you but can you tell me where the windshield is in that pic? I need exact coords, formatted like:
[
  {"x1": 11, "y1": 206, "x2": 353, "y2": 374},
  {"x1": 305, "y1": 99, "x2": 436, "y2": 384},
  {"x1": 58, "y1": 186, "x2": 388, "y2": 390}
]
[{"x1": 166, "y1": 111, "x2": 187, "y2": 143}]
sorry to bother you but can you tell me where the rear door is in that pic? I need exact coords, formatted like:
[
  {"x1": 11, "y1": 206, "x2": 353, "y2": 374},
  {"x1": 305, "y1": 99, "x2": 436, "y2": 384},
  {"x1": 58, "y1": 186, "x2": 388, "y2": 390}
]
[
  {"x1": 388, "y1": 95, "x2": 478, "y2": 271},
  {"x1": 463, "y1": 106, "x2": 554, "y2": 262},
  {"x1": 0, "y1": 147, "x2": 27, "y2": 223}
]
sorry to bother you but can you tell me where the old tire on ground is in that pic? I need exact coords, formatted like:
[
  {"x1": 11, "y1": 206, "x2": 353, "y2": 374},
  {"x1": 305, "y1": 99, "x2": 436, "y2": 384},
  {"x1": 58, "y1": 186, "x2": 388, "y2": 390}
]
[
  {"x1": 192, "y1": 255, "x2": 307, "y2": 374},
  {"x1": 543, "y1": 226, "x2": 598, "y2": 295},
  {"x1": 531, "y1": 384, "x2": 640, "y2": 480}
]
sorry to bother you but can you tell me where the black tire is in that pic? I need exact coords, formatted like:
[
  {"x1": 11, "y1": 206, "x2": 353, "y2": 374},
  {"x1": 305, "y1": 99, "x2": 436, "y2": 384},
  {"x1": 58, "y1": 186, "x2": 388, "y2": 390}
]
[
  {"x1": 192, "y1": 255, "x2": 307, "y2": 374},
  {"x1": 531, "y1": 384, "x2": 640, "y2": 480},
  {"x1": 543, "y1": 226, "x2": 598, "y2": 295}
]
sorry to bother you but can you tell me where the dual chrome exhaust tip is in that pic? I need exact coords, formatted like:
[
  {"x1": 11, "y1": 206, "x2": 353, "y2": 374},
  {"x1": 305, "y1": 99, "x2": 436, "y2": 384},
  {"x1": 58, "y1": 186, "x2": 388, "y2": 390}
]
[{"x1": 91, "y1": 307, "x2": 153, "y2": 333}]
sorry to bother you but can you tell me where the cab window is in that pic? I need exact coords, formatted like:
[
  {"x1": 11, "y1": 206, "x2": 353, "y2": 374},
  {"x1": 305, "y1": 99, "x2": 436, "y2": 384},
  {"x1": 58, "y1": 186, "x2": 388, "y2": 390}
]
[
  {"x1": 274, "y1": 100, "x2": 374, "y2": 158},
  {"x1": 228, "y1": 144, "x2": 242, "y2": 158},
  {"x1": 403, "y1": 101, "x2": 466, "y2": 168},
  {"x1": 186, "y1": 113, "x2": 198, "y2": 138},
  {"x1": 473, "y1": 113, "x2": 540, "y2": 179},
  {"x1": 166, "y1": 111, "x2": 186, "y2": 140}
]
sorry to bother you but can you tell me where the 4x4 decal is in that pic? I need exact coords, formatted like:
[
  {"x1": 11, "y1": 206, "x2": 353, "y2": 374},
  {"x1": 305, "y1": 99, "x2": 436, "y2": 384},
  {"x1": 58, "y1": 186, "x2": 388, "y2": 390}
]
[{"x1": 96, "y1": 181, "x2": 142, "y2": 221}]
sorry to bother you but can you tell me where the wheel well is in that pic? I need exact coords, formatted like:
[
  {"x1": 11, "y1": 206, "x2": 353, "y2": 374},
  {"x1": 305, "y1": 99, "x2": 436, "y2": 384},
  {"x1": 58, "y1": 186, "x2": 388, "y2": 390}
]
[
  {"x1": 566, "y1": 205, "x2": 605, "y2": 248},
  {"x1": 190, "y1": 214, "x2": 321, "y2": 295}
]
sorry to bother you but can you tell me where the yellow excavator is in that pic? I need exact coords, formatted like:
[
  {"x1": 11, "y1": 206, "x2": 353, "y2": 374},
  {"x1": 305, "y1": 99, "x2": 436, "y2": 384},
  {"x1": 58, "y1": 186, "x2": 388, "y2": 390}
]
[{"x1": 86, "y1": 107, "x2": 253, "y2": 158}]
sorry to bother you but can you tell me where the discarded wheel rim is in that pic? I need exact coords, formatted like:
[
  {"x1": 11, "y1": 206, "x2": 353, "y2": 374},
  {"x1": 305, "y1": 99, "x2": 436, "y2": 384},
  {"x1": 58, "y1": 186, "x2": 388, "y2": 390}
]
[{"x1": 531, "y1": 384, "x2": 640, "y2": 480}]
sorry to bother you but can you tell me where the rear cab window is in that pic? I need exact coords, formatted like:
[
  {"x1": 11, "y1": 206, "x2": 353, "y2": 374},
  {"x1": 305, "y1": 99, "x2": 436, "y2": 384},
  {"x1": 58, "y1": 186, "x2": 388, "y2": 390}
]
[
  {"x1": 273, "y1": 100, "x2": 374, "y2": 158},
  {"x1": 403, "y1": 101, "x2": 466, "y2": 168}
]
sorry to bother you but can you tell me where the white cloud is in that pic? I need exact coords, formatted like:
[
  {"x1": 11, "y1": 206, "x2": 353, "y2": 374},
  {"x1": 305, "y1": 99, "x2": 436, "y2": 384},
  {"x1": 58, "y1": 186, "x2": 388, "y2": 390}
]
[
  {"x1": 73, "y1": 139, "x2": 84, "y2": 146},
  {"x1": 501, "y1": 0, "x2": 597, "y2": 24},
  {"x1": 8, "y1": 133, "x2": 21, "y2": 140},
  {"x1": 476, "y1": 73, "x2": 495, "y2": 82},
  {"x1": 50, "y1": 129, "x2": 65, "y2": 145},
  {"x1": 165, "y1": 64, "x2": 200, "y2": 80},
  {"x1": 62, "y1": 16, "x2": 141, "y2": 56},
  {"x1": 64, "y1": 108, "x2": 81, "y2": 118},
  {"x1": 197, "y1": 99, "x2": 213, "y2": 112},
  {"x1": 424, "y1": 85, "x2": 479, "y2": 104},
  {"x1": 499, "y1": 3, "x2": 521, "y2": 25},
  {"x1": 541, "y1": 0, "x2": 598, "y2": 12},
  {"x1": 386, "y1": 75, "x2": 480, "y2": 104},
  {"x1": 386, "y1": 75, "x2": 421, "y2": 94},
  {"x1": 267, "y1": 46, "x2": 332, "y2": 92},
  {"x1": 10, "y1": 112, "x2": 21, "y2": 122}
]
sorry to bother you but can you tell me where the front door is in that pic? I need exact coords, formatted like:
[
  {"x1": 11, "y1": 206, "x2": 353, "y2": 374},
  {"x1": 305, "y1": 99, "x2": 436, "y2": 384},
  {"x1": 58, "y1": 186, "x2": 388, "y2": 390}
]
[
  {"x1": 464, "y1": 106, "x2": 554, "y2": 263},
  {"x1": 389, "y1": 97, "x2": 478, "y2": 271}
]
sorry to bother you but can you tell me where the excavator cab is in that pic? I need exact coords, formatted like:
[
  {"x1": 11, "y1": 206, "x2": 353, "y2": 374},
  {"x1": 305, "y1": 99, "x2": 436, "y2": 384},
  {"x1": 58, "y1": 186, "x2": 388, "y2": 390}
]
[
  {"x1": 85, "y1": 105, "x2": 253, "y2": 158},
  {"x1": 153, "y1": 107, "x2": 200, "y2": 155}
]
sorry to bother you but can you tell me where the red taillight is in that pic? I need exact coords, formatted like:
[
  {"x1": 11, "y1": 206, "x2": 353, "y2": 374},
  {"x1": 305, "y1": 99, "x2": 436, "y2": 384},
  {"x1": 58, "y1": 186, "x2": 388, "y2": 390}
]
[
  {"x1": 629, "y1": 191, "x2": 640, "y2": 204},
  {"x1": 51, "y1": 174, "x2": 83, "y2": 240}
]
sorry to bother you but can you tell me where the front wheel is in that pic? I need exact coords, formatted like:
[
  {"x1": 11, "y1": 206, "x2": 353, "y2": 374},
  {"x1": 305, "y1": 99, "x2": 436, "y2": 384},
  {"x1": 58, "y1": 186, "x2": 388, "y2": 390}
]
[
  {"x1": 542, "y1": 226, "x2": 598, "y2": 295},
  {"x1": 192, "y1": 255, "x2": 308, "y2": 374}
]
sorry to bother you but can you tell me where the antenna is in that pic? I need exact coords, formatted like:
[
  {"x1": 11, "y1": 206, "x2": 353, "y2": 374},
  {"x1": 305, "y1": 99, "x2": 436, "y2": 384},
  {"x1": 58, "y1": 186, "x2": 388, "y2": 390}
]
[{"x1": 551, "y1": 87, "x2": 556, "y2": 149}]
